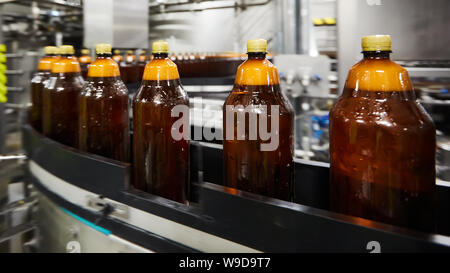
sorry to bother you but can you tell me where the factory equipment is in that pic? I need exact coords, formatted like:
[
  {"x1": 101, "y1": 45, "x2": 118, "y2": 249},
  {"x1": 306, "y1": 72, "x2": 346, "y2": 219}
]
[
  {"x1": 276, "y1": 55, "x2": 331, "y2": 98},
  {"x1": 83, "y1": 0, "x2": 148, "y2": 49},
  {"x1": 337, "y1": 0, "x2": 450, "y2": 91},
  {"x1": 275, "y1": 54, "x2": 332, "y2": 160}
]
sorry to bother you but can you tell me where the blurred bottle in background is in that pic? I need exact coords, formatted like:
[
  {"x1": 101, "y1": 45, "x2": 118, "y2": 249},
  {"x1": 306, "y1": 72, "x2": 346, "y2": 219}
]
[
  {"x1": 112, "y1": 49, "x2": 123, "y2": 63},
  {"x1": 30, "y1": 45, "x2": 58, "y2": 132},
  {"x1": 137, "y1": 49, "x2": 148, "y2": 81},
  {"x1": 121, "y1": 50, "x2": 138, "y2": 83},
  {"x1": 79, "y1": 48, "x2": 92, "y2": 80},
  {"x1": 42, "y1": 45, "x2": 84, "y2": 147}
]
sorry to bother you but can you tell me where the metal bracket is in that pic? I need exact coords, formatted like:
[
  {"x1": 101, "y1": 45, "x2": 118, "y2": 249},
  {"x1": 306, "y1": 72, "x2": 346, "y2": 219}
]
[{"x1": 85, "y1": 195, "x2": 129, "y2": 220}]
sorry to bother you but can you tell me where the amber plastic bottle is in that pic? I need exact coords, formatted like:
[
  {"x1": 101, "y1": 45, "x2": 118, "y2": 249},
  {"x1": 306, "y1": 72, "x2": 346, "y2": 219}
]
[
  {"x1": 112, "y1": 49, "x2": 125, "y2": 82},
  {"x1": 223, "y1": 39, "x2": 294, "y2": 201},
  {"x1": 132, "y1": 41, "x2": 189, "y2": 204},
  {"x1": 112, "y1": 49, "x2": 123, "y2": 63},
  {"x1": 78, "y1": 43, "x2": 130, "y2": 162},
  {"x1": 42, "y1": 45, "x2": 84, "y2": 147},
  {"x1": 79, "y1": 48, "x2": 92, "y2": 79},
  {"x1": 122, "y1": 50, "x2": 138, "y2": 83},
  {"x1": 329, "y1": 35, "x2": 436, "y2": 231},
  {"x1": 137, "y1": 49, "x2": 148, "y2": 81},
  {"x1": 30, "y1": 46, "x2": 59, "y2": 132}
]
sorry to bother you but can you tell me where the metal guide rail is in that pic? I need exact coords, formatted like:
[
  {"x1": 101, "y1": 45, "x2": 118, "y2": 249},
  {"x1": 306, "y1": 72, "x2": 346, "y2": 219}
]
[{"x1": 21, "y1": 124, "x2": 450, "y2": 252}]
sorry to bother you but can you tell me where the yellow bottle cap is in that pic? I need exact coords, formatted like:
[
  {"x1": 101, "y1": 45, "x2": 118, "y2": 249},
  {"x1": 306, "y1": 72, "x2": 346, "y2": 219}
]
[
  {"x1": 113, "y1": 49, "x2": 121, "y2": 55},
  {"x1": 59, "y1": 45, "x2": 75, "y2": 55},
  {"x1": 247, "y1": 39, "x2": 267, "y2": 53},
  {"x1": 0, "y1": 73, "x2": 7, "y2": 85},
  {"x1": 44, "y1": 46, "x2": 58, "y2": 55},
  {"x1": 96, "y1": 43, "x2": 112, "y2": 54},
  {"x1": 0, "y1": 83, "x2": 6, "y2": 95},
  {"x1": 0, "y1": 93, "x2": 7, "y2": 103},
  {"x1": 324, "y1": 17, "x2": 336, "y2": 25},
  {"x1": 152, "y1": 40, "x2": 169, "y2": 54},
  {"x1": 313, "y1": 18, "x2": 324, "y2": 26},
  {"x1": 81, "y1": 48, "x2": 90, "y2": 55},
  {"x1": 0, "y1": 79, "x2": 6, "y2": 100},
  {"x1": 362, "y1": 35, "x2": 392, "y2": 52},
  {"x1": 127, "y1": 50, "x2": 134, "y2": 55}
]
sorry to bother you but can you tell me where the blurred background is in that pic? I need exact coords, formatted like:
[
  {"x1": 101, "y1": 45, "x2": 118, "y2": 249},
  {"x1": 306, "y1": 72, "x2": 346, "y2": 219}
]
[{"x1": 0, "y1": 0, "x2": 449, "y2": 252}]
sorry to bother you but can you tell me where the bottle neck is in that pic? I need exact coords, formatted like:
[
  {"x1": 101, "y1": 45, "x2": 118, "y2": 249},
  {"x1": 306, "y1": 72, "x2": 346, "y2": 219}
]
[
  {"x1": 96, "y1": 53, "x2": 112, "y2": 59},
  {"x1": 363, "y1": 51, "x2": 391, "y2": 60},
  {"x1": 61, "y1": 54, "x2": 74, "y2": 58},
  {"x1": 247, "y1": 52, "x2": 266, "y2": 60},
  {"x1": 153, "y1": 53, "x2": 168, "y2": 59}
]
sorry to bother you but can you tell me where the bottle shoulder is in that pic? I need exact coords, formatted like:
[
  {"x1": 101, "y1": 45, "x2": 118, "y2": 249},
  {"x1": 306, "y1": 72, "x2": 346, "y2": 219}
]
[
  {"x1": 51, "y1": 57, "x2": 81, "y2": 74},
  {"x1": 81, "y1": 78, "x2": 129, "y2": 97},
  {"x1": 225, "y1": 86, "x2": 293, "y2": 115},
  {"x1": 133, "y1": 83, "x2": 188, "y2": 105},
  {"x1": 345, "y1": 58, "x2": 412, "y2": 92},
  {"x1": 143, "y1": 58, "x2": 180, "y2": 81},
  {"x1": 31, "y1": 71, "x2": 49, "y2": 83},
  {"x1": 330, "y1": 95, "x2": 435, "y2": 131},
  {"x1": 46, "y1": 74, "x2": 84, "y2": 90},
  {"x1": 235, "y1": 59, "x2": 280, "y2": 86},
  {"x1": 88, "y1": 58, "x2": 120, "y2": 77}
]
